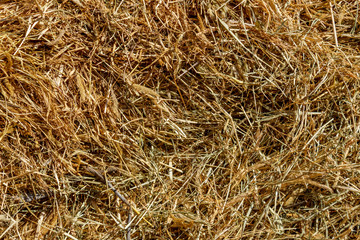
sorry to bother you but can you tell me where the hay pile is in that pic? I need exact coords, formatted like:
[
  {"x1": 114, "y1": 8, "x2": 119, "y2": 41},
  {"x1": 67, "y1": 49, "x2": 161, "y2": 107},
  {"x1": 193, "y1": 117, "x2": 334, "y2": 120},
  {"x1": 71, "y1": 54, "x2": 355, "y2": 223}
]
[{"x1": 1, "y1": 0, "x2": 360, "y2": 239}]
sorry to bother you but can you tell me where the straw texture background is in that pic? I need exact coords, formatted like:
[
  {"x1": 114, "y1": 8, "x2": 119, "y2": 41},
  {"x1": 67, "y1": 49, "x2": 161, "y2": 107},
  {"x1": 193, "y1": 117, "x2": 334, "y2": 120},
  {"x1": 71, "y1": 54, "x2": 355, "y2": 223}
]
[{"x1": 1, "y1": 0, "x2": 360, "y2": 239}]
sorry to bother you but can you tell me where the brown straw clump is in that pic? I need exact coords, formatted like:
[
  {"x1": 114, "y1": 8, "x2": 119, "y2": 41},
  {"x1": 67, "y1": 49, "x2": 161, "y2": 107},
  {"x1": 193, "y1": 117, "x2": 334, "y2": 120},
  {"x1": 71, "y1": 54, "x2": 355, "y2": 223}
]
[{"x1": 1, "y1": 0, "x2": 360, "y2": 239}]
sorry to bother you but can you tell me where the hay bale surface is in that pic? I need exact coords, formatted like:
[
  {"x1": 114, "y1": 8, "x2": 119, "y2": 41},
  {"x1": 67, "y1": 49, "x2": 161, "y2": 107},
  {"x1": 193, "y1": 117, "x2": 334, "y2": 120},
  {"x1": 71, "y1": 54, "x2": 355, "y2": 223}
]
[{"x1": 0, "y1": 0, "x2": 359, "y2": 239}]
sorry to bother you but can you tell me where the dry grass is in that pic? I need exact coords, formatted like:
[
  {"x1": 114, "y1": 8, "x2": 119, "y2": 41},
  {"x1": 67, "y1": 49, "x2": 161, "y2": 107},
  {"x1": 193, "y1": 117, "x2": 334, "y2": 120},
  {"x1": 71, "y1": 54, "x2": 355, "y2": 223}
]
[{"x1": 1, "y1": 0, "x2": 360, "y2": 239}]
